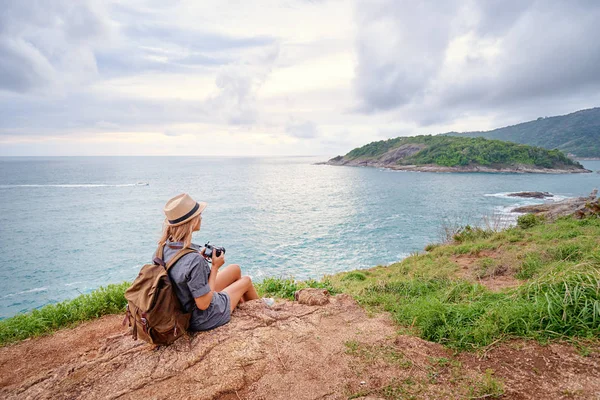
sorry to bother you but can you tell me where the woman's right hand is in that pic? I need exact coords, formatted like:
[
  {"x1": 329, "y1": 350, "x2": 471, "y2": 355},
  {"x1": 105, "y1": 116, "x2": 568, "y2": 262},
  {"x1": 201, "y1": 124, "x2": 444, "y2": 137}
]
[{"x1": 212, "y1": 252, "x2": 225, "y2": 269}]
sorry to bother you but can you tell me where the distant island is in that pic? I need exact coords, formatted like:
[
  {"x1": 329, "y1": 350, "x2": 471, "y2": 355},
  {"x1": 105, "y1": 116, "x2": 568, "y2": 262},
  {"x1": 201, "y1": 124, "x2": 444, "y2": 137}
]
[
  {"x1": 446, "y1": 107, "x2": 600, "y2": 159},
  {"x1": 322, "y1": 136, "x2": 591, "y2": 173}
]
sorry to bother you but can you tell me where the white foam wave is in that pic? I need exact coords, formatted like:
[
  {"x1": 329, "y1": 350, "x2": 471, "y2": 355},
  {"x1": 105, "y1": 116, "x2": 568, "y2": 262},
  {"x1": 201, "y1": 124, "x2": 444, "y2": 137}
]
[
  {"x1": 64, "y1": 281, "x2": 85, "y2": 287},
  {"x1": 1, "y1": 287, "x2": 48, "y2": 298},
  {"x1": 0, "y1": 182, "x2": 149, "y2": 188},
  {"x1": 490, "y1": 205, "x2": 523, "y2": 225}
]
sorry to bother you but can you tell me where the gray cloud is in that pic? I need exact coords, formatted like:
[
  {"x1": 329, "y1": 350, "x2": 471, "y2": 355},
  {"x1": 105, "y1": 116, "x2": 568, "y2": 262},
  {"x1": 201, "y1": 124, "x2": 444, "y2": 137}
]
[
  {"x1": 354, "y1": 0, "x2": 600, "y2": 124},
  {"x1": 204, "y1": 45, "x2": 279, "y2": 125},
  {"x1": 0, "y1": 37, "x2": 55, "y2": 92},
  {"x1": 0, "y1": 0, "x2": 280, "y2": 137},
  {"x1": 354, "y1": 1, "x2": 458, "y2": 112},
  {"x1": 0, "y1": 0, "x2": 111, "y2": 93},
  {"x1": 0, "y1": 0, "x2": 278, "y2": 93},
  {"x1": 0, "y1": 43, "x2": 280, "y2": 134}
]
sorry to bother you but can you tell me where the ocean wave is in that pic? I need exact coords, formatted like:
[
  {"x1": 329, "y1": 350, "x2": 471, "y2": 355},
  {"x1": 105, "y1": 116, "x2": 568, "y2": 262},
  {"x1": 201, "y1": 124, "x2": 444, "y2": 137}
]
[
  {"x1": 64, "y1": 281, "x2": 85, "y2": 287},
  {"x1": 1, "y1": 287, "x2": 48, "y2": 299},
  {"x1": 490, "y1": 205, "x2": 524, "y2": 225},
  {"x1": 0, "y1": 182, "x2": 149, "y2": 188}
]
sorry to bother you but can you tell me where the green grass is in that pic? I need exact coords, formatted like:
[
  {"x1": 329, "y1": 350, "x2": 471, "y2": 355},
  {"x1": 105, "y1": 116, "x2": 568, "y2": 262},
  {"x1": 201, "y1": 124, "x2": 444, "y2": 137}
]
[
  {"x1": 255, "y1": 277, "x2": 337, "y2": 299},
  {"x1": 0, "y1": 282, "x2": 129, "y2": 346},
  {"x1": 0, "y1": 276, "x2": 337, "y2": 346},
  {"x1": 330, "y1": 215, "x2": 600, "y2": 350},
  {"x1": 346, "y1": 271, "x2": 599, "y2": 350}
]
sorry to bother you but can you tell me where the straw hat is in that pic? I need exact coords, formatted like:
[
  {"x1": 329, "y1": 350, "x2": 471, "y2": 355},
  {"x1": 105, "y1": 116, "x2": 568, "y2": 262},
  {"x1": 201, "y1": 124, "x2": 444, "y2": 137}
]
[{"x1": 163, "y1": 193, "x2": 207, "y2": 226}]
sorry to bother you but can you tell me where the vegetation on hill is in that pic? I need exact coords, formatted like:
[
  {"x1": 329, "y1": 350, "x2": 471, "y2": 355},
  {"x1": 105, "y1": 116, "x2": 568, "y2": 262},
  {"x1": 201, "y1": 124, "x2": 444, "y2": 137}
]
[
  {"x1": 331, "y1": 214, "x2": 600, "y2": 349},
  {"x1": 345, "y1": 135, "x2": 583, "y2": 169},
  {"x1": 447, "y1": 107, "x2": 600, "y2": 158}
]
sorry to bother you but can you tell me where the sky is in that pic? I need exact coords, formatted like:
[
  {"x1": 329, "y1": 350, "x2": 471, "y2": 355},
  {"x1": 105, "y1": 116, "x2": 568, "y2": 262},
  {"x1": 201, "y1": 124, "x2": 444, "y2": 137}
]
[{"x1": 1, "y1": 0, "x2": 600, "y2": 156}]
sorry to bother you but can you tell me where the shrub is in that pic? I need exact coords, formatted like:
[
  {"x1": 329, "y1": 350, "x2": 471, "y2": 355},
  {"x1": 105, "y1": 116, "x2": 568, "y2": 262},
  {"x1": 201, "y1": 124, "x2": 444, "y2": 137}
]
[
  {"x1": 342, "y1": 272, "x2": 367, "y2": 281},
  {"x1": 452, "y1": 225, "x2": 493, "y2": 243},
  {"x1": 517, "y1": 214, "x2": 545, "y2": 229}
]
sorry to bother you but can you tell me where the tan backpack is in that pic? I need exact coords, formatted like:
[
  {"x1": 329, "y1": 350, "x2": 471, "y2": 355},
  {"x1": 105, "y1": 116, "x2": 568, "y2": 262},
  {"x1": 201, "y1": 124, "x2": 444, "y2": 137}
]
[{"x1": 123, "y1": 246, "x2": 195, "y2": 345}]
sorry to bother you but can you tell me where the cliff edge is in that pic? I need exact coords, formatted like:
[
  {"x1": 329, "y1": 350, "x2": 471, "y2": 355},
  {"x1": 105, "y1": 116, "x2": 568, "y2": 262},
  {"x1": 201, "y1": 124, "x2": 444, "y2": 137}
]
[{"x1": 2, "y1": 289, "x2": 599, "y2": 399}]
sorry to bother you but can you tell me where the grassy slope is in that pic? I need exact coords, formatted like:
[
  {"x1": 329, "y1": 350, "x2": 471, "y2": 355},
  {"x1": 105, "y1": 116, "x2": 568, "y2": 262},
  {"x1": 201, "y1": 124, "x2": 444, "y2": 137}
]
[
  {"x1": 1, "y1": 216, "x2": 599, "y2": 349},
  {"x1": 343, "y1": 135, "x2": 583, "y2": 169},
  {"x1": 447, "y1": 107, "x2": 600, "y2": 158},
  {"x1": 329, "y1": 215, "x2": 600, "y2": 349}
]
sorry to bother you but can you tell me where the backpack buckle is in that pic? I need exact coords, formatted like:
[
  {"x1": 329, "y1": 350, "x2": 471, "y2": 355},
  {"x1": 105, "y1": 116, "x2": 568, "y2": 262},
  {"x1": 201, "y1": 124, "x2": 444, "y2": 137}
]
[{"x1": 141, "y1": 313, "x2": 149, "y2": 334}]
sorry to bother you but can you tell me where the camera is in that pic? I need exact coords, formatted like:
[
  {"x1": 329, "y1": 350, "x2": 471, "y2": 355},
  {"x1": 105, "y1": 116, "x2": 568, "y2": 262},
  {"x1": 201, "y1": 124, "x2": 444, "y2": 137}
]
[{"x1": 203, "y1": 242, "x2": 226, "y2": 260}]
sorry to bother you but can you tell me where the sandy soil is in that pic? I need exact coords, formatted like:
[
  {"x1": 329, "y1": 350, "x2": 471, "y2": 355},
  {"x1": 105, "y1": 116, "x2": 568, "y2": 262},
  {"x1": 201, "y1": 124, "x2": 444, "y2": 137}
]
[
  {"x1": 452, "y1": 250, "x2": 521, "y2": 292},
  {"x1": 1, "y1": 291, "x2": 599, "y2": 399}
]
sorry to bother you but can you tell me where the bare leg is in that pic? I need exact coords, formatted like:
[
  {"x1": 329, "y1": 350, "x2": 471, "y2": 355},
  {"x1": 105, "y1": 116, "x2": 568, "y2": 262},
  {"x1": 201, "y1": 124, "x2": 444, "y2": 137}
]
[
  {"x1": 242, "y1": 280, "x2": 259, "y2": 302},
  {"x1": 215, "y1": 264, "x2": 242, "y2": 291},
  {"x1": 222, "y1": 276, "x2": 260, "y2": 311}
]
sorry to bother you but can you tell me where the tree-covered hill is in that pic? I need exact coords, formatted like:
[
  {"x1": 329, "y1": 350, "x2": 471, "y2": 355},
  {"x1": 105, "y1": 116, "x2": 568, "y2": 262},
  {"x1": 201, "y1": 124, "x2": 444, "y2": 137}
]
[
  {"x1": 446, "y1": 107, "x2": 600, "y2": 158},
  {"x1": 331, "y1": 135, "x2": 586, "y2": 171}
]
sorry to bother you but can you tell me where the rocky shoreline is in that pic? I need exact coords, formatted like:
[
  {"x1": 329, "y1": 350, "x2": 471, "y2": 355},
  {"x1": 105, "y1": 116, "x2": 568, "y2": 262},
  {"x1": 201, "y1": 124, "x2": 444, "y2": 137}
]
[
  {"x1": 319, "y1": 159, "x2": 592, "y2": 174},
  {"x1": 512, "y1": 189, "x2": 599, "y2": 219}
]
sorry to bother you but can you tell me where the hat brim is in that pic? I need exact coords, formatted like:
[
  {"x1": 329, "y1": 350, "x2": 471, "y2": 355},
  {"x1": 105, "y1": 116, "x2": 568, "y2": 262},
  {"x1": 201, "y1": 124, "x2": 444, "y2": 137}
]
[{"x1": 166, "y1": 202, "x2": 207, "y2": 226}]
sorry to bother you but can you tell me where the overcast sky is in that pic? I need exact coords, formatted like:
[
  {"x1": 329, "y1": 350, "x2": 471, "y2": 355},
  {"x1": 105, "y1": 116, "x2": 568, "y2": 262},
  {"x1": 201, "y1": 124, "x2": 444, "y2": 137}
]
[{"x1": 1, "y1": 0, "x2": 600, "y2": 156}]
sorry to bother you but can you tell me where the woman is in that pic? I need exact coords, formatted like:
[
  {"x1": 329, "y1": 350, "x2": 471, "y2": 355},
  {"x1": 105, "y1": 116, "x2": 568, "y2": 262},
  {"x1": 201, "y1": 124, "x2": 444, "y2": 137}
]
[{"x1": 157, "y1": 193, "x2": 259, "y2": 331}]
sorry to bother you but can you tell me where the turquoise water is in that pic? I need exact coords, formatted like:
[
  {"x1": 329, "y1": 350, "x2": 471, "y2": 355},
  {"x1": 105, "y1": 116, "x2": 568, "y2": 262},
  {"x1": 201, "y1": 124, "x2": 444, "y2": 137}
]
[{"x1": 0, "y1": 157, "x2": 598, "y2": 319}]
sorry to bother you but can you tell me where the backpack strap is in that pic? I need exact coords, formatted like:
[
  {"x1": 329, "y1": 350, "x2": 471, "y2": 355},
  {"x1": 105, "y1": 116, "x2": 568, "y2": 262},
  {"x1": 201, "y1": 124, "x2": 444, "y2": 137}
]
[
  {"x1": 153, "y1": 244, "x2": 166, "y2": 267},
  {"x1": 165, "y1": 248, "x2": 198, "y2": 271}
]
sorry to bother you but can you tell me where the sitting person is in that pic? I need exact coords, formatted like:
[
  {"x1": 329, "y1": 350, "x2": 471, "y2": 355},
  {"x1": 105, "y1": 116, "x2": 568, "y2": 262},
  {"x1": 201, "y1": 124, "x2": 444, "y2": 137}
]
[{"x1": 157, "y1": 193, "x2": 259, "y2": 331}]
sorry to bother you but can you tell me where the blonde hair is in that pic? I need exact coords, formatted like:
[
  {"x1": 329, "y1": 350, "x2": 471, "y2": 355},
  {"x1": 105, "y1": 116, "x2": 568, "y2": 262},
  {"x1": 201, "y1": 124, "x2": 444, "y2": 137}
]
[{"x1": 157, "y1": 215, "x2": 200, "y2": 250}]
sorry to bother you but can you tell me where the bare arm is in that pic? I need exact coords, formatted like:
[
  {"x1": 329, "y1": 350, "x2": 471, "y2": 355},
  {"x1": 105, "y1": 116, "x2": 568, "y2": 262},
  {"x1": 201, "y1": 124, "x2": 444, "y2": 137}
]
[{"x1": 194, "y1": 250, "x2": 225, "y2": 310}]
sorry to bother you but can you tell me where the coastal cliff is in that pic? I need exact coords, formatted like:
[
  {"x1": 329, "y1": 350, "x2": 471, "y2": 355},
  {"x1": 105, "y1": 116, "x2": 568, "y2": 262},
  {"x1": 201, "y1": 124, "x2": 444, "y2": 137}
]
[
  {"x1": 2, "y1": 202, "x2": 600, "y2": 398},
  {"x1": 322, "y1": 136, "x2": 591, "y2": 173}
]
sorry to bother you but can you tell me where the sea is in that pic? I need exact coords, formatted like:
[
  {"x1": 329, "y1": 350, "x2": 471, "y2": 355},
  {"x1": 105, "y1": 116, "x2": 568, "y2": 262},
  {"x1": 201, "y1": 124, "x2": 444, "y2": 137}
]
[{"x1": 0, "y1": 157, "x2": 598, "y2": 319}]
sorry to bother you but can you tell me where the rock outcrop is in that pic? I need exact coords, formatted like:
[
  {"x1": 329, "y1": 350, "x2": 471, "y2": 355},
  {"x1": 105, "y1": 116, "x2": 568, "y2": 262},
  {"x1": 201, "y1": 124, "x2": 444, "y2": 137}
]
[
  {"x1": 507, "y1": 191, "x2": 554, "y2": 199},
  {"x1": 0, "y1": 292, "x2": 396, "y2": 400},
  {"x1": 512, "y1": 189, "x2": 599, "y2": 219},
  {"x1": 323, "y1": 143, "x2": 426, "y2": 168}
]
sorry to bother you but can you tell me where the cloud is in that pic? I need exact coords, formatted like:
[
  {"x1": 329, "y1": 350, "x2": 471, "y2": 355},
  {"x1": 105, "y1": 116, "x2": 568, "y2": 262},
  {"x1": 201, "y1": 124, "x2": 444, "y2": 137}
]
[
  {"x1": 205, "y1": 45, "x2": 280, "y2": 125},
  {"x1": 0, "y1": 37, "x2": 56, "y2": 92},
  {"x1": 353, "y1": 1, "x2": 459, "y2": 112},
  {"x1": 353, "y1": 0, "x2": 600, "y2": 124},
  {"x1": 286, "y1": 120, "x2": 319, "y2": 139},
  {"x1": 0, "y1": 0, "x2": 111, "y2": 93},
  {"x1": 2, "y1": 0, "x2": 600, "y2": 156}
]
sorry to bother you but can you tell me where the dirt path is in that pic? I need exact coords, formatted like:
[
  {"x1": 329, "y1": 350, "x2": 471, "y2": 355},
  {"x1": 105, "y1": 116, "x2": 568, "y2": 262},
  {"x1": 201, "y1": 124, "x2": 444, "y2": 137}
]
[{"x1": 1, "y1": 291, "x2": 599, "y2": 399}]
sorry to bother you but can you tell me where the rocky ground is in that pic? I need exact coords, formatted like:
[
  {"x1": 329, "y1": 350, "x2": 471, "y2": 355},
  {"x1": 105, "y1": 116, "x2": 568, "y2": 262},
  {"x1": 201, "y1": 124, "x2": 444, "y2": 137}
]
[{"x1": 1, "y1": 290, "x2": 599, "y2": 400}]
